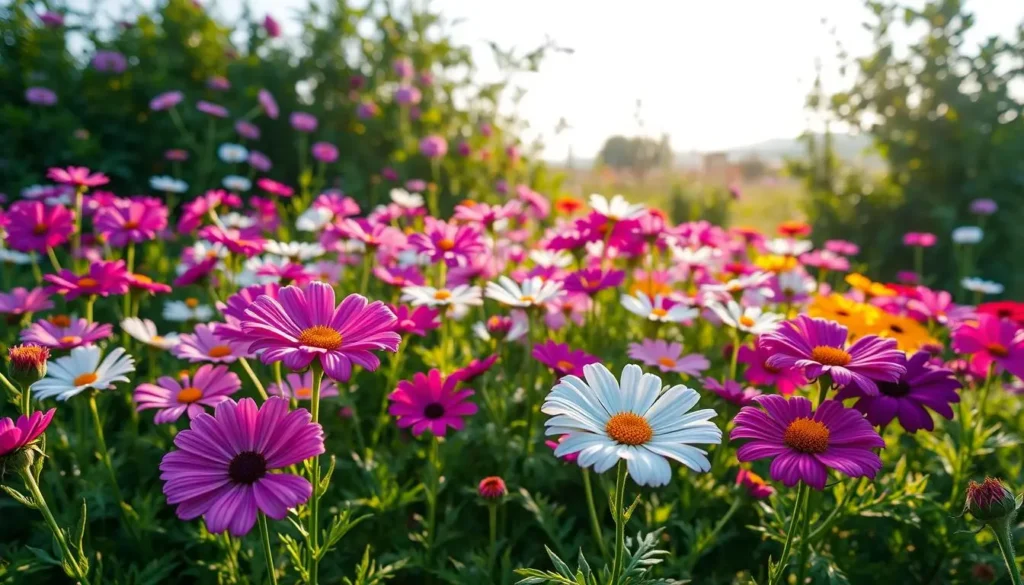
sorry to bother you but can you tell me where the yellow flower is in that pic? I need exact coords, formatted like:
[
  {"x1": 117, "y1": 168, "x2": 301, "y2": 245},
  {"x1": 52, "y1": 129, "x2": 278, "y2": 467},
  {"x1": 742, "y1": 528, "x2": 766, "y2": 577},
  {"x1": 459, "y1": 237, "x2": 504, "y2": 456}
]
[
  {"x1": 845, "y1": 273, "x2": 896, "y2": 297},
  {"x1": 808, "y1": 294, "x2": 879, "y2": 337},
  {"x1": 860, "y1": 312, "x2": 937, "y2": 353},
  {"x1": 630, "y1": 280, "x2": 673, "y2": 298},
  {"x1": 755, "y1": 254, "x2": 798, "y2": 274}
]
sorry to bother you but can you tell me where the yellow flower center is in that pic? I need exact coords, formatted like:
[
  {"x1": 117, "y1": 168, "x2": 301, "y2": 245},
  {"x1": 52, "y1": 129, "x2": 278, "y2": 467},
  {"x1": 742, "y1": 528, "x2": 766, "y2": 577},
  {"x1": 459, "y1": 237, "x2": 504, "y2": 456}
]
[
  {"x1": 185, "y1": 298, "x2": 200, "y2": 309},
  {"x1": 556, "y1": 360, "x2": 575, "y2": 373},
  {"x1": 650, "y1": 308, "x2": 668, "y2": 318},
  {"x1": 151, "y1": 335, "x2": 164, "y2": 343},
  {"x1": 295, "y1": 387, "x2": 312, "y2": 398},
  {"x1": 987, "y1": 343, "x2": 1009, "y2": 358},
  {"x1": 177, "y1": 387, "x2": 203, "y2": 403},
  {"x1": 810, "y1": 346, "x2": 852, "y2": 367},
  {"x1": 48, "y1": 315, "x2": 72, "y2": 327},
  {"x1": 78, "y1": 277, "x2": 98, "y2": 288},
  {"x1": 739, "y1": 315, "x2": 756, "y2": 328},
  {"x1": 783, "y1": 417, "x2": 830, "y2": 454},
  {"x1": 59, "y1": 335, "x2": 80, "y2": 345},
  {"x1": 207, "y1": 345, "x2": 233, "y2": 358},
  {"x1": 605, "y1": 412, "x2": 653, "y2": 446},
  {"x1": 519, "y1": 295, "x2": 535, "y2": 304},
  {"x1": 657, "y1": 356, "x2": 677, "y2": 368},
  {"x1": 433, "y1": 290, "x2": 452, "y2": 301},
  {"x1": 73, "y1": 372, "x2": 98, "y2": 386},
  {"x1": 297, "y1": 325, "x2": 343, "y2": 350},
  {"x1": 438, "y1": 238, "x2": 456, "y2": 251}
]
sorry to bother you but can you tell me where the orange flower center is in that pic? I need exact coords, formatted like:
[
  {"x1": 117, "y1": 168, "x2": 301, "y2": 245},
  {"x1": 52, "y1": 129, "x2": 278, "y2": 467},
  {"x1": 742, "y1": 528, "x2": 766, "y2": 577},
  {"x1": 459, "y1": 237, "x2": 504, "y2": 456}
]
[
  {"x1": 556, "y1": 360, "x2": 575, "y2": 373},
  {"x1": 650, "y1": 308, "x2": 668, "y2": 318},
  {"x1": 433, "y1": 290, "x2": 452, "y2": 301},
  {"x1": 298, "y1": 325, "x2": 343, "y2": 350},
  {"x1": 124, "y1": 220, "x2": 140, "y2": 229},
  {"x1": 295, "y1": 386, "x2": 312, "y2": 398},
  {"x1": 133, "y1": 274, "x2": 153, "y2": 284},
  {"x1": 783, "y1": 417, "x2": 830, "y2": 454},
  {"x1": 519, "y1": 295, "x2": 535, "y2": 304},
  {"x1": 657, "y1": 356, "x2": 677, "y2": 368},
  {"x1": 77, "y1": 277, "x2": 98, "y2": 288},
  {"x1": 739, "y1": 315, "x2": 756, "y2": 328},
  {"x1": 73, "y1": 372, "x2": 98, "y2": 386},
  {"x1": 59, "y1": 335, "x2": 80, "y2": 345},
  {"x1": 810, "y1": 346, "x2": 852, "y2": 367},
  {"x1": 987, "y1": 343, "x2": 1009, "y2": 358},
  {"x1": 33, "y1": 223, "x2": 48, "y2": 235},
  {"x1": 48, "y1": 315, "x2": 71, "y2": 327},
  {"x1": 207, "y1": 345, "x2": 233, "y2": 358},
  {"x1": 745, "y1": 470, "x2": 768, "y2": 485},
  {"x1": 185, "y1": 298, "x2": 200, "y2": 308},
  {"x1": 151, "y1": 335, "x2": 165, "y2": 343},
  {"x1": 605, "y1": 412, "x2": 653, "y2": 446},
  {"x1": 438, "y1": 238, "x2": 456, "y2": 251},
  {"x1": 177, "y1": 387, "x2": 203, "y2": 403}
]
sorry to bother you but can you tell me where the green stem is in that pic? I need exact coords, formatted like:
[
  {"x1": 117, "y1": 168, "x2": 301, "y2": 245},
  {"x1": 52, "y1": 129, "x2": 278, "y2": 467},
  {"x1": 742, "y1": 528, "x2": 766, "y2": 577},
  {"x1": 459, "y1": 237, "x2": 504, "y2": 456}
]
[
  {"x1": 694, "y1": 496, "x2": 743, "y2": 562},
  {"x1": 582, "y1": 468, "x2": 610, "y2": 562},
  {"x1": 238, "y1": 358, "x2": 269, "y2": 401},
  {"x1": 307, "y1": 365, "x2": 324, "y2": 585},
  {"x1": 426, "y1": 436, "x2": 441, "y2": 550},
  {"x1": 726, "y1": 329, "x2": 741, "y2": 383},
  {"x1": 768, "y1": 482, "x2": 809, "y2": 585},
  {"x1": 88, "y1": 393, "x2": 127, "y2": 513},
  {"x1": 20, "y1": 470, "x2": 92, "y2": 585},
  {"x1": 611, "y1": 460, "x2": 629, "y2": 581},
  {"x1": 0, "y1": 371, "x2": 21, "y2": 400},
  {"x1": 73, "y1": 187, "x2": 84, "y2": 271},
  {"x1": 46, "y1": 246, "x2": 63, "y2": 272},
  {"x1": 258, "y1": 513, "x2": 279, "y2": 585},
  {"x1": 370, "y1": 342, "x2": 406, "y2": 447},
  {"x1": 487, "y1": 503, "x2": 498, "y2": 577},
  {"x1": 795, "y1": 489, "x2": 815, "y2": 585},
  {"x1": 84, "y1": 296, "x2": 96, "y2": 323},
  {"x1": 993, "y1": 523, "x2": 1024, "y2": 585}
]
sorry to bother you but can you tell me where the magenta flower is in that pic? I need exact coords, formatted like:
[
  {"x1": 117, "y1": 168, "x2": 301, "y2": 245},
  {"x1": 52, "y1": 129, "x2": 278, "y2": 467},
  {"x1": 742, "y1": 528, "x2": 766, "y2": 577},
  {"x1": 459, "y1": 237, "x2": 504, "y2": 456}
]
[
  {"x1": 197, "y1": 101, "x2": 228, "y2": 118},
  {"x1": 173, "y1": 324, "x2": 249, "y2": 364},
  {"x1": 128, "y1": 273, "x2": 172, "y2": 295},
  {"x1": 4, "y1": 201, "x2": 74, "y2": 252},
  {"x1": 760, "y1": 316, "x2": 905, "y2": 396},
  {"x1": 0, "y1": 287, "x2": 54, "y2": 316},
  {"x1": 564, "y1": 268, "x2": 625, "y2": 295},
  {"x1": 373, "y1": 265, "x2": 424, "y2": 288},
  {"x1": 703, "y1": 377, "x2": 762, "y2": 406},
  {"x1": 47, "y1": 166, "x2": 109, "y2": 188},
  {"x1": 824, "y1": 239, "x2": 859, "y2": 256},
  {"x1": 256, "y1": 177, "x2": 293, "y2": 198},
  {"x1": 235, "y1": 120, "x2": 260, "y2": 140},
  {"x1": 268, "y1": 372, "x2": 340, "y2": 401},
  {"x1": 533, "y1": 340, "x2": 601, "y2": 378},
  {"x1": 290, "y1": 112, "x2": 318, "y2": 133},
  {"x1": 395, "y1": 85, "x2": 422, "y2": 106},
  {"x1": 135, "y1": 365, "x2": 241, "y2": 424},
  {"x1": 736, "y1": 468, "x2": 775, "y2": 499},
  {"x1": 240, "y1": 282, "x2": 400, "y2": 381},
  {"x1": 731, "y1": 395, "x2": 885, "y2": 490},
  {"x1": 198, "y1": 225, "x2": 265, "y2": 257},
  {"x1": 409, "y1": 218, "x2": 484, "y2": 267},
  {"x1": 207, "y1": 75, "x2": 230, "y2": 91},
  {"x1": 951, "y1": 314, "x2": 1024, "y2": 379},
  {"x1": 0, "y1": 409, "x2": 56, "y2": 458},
  {"x1": 836, "y1": 351, "x2": 960, "y2": 433},
  {"x1": 357, "y1": 100, "x2": 380, "y2": 119},
  {"x1": 627, "y1": 339, "x2": 709, "y2": 376},
  {"x1": 150, "y1": 90, "x2": 184, "y2": 111},
  {"x1": 311, "y1": 142, "x2": 338, "y2": 163},
  {"x1": 39, "y1": 11, "x2": 65, "y2": 27},
  {"x1": 451, "y1": 355, "x2": 499, "y2": 384},
  {"x1": 419, "y1": 135, "x2": 448, "y2": 159},
  {"x1": 26, "y1": 87, "x2": 58, "y2": 106},
  {"x1": 390, "y1": 304, "x2": 441, "y2": 337},
  {"x1": 94, "y1": 201, "x2": 168, "y2": 246},
  {"x1": 258, "y1": 89, "x2": 279, "y2": 119},
  {"x1": 263, "y1": 14, "x2": 281, "y2": 37},
  {"x1": 21, "y1": 317, "x2": 112, "y2": 350},
  {"x1": 799, "y1": 250, "x2": 849, "y2": 272},
  {"x1": 160, "y1": 397, "x2": 324, "y2": 536},
  {"x1": 970, "y1": 198, "x2": 998, "y2": 215},
  {"x1": 387, "y1": 369, "x2": 477, "y2": 436},
  {"x1": 738, "y1": 342, "x2": 807, "y2": 395},
  {"x1": 45, "y1": 260, "x2": 130, "y2": 301},
  {"x1": 215, "y1": 284, "x2": 281, "y2": 341},
  {"x1": 453, "y1": 200, "x2": 522, "y2": 227},
  {"x1": 902, "y1": 232, "x2": 937, "y2": 247},
  {"x1": 174, "y1": 256, "x2": 219, "y2": 287},
  {"x1": 92, "y1": 50, "x2": 128, "y2": 73}
]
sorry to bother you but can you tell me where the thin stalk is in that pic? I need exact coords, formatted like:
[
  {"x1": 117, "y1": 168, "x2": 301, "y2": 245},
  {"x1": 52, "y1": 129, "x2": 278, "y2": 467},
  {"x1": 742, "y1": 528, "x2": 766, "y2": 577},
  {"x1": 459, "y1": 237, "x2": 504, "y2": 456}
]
[
  {"x1": 258, "y1": 513, "x2": 279, "y2": 585},
  {"x1": 582, "y1": 468, "x2": 610, "y2": 561},
  {"x1": 0, "y1": 371, "x2": 21, "y2": 400},
  {"x1": 370, "y1": 341, "x2": 406, "y2": 447},
  {"x1": 487, "y1": 503, "x2": 498, "y2": 577},
  {"x1": 46, "y1": 246, "x2": 63, "y2": 272},
  {"x1": 426, "y1": 437, "x2": 441, "y2": 550},
  {"x1": 88, "y1": 393, "x2": 127, "y2": 513},
  {"x1": 72, "y1": 187, "x2": 84, "y2": 271},
  {"x1": 84, "y1": 296, "x2": 96, "y2": 323},
  {"x1": 21, "y1": 470, "x2": 92, "y2": 585},
  {"x1": 238, "y1": 358, "x2": 269, "y2": 400},
  {"x1": 687, "y1": 496, "x2": 742, "y2": 568},
  {"x1": 611, "y1": 460, "x2": 629, "y2": 581},
  {"x1": 768, "y1": 482, "x2": 809, "y2": 585},
  {"x1": 993, "y1": 524, "x2": 1024, "y2": 585},
  {"x1": 307, "y1": 365, "x2": 324, "y2": 585},
  {"x1": 795, "y1": 489, "x2": 815, "y2": 584}
]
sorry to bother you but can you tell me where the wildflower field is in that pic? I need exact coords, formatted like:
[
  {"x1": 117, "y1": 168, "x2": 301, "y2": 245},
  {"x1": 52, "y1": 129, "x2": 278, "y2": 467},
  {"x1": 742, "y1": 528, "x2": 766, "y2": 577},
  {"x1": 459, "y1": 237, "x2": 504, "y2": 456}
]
[{"x1": 3, "y1": 1, "x2": 1024, "y2": 584}]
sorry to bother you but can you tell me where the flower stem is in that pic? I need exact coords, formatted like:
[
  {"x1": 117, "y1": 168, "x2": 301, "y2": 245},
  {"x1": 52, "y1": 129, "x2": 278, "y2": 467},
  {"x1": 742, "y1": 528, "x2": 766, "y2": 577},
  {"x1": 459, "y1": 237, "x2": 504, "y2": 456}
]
[
  {"x1": 768, "y1": 481, "x2": 809, "y2": 585},
  {"x1": 426, "y1": 436, "x2": 442, "y2": 550},
  {"x1": 795, "y1": 489, "x2": 815, "y2": 584},
  {"x1": 697, "y1": 496, "x2": 743, "y2": 560},
  {"x1": 73, "y1": 187, "x2": 84, "y2": 271},
  {"x1": 370, "y1": 342, "x2": 406, "y2": 447},
  {"x1": 581, "y1": 468, "x2": 610, "y2": 562},
  {"x1": 84, "y1": 295, "x2": 96, "y2": 323},
  {"x1": 611, "y1": 460, "x2": 629, "y2": 581},
  {"x1": 20, "y1": 469, "x2": 92, "y2": 585},
  {"x1": 87, "y1": 393, "x2": 127, "y2": 515},
  {"x1": 46, "y1": 246, "x2": 63, "y2": 272},
  {"x1": 307, "y1": 365, "x2": 324, "y2": 585},
  {"x1": 238, "y1": 357, "x2": 269, "y2": 401},
  {"x1": 487, "y1": 503, "x2": 498, "y2": 577},
  {"x1": 258, "y1": 513, "x2": 279, "y2": 585},
  {"x1": 993, "y1": 523, "x2": 1024, "y2": 585}
]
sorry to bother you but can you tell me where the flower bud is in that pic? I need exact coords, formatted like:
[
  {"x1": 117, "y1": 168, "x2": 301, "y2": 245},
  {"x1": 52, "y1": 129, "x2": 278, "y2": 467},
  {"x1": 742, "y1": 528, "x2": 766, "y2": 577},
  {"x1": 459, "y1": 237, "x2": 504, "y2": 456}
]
[
  {"x1": 477, "y1": 476, "x2": 507, "y2": 500},
  {"x1": 8, "y1": 344, "x2": 49, "y2": 386},
  {"x1": 965, "y1": 478, "x2": 1019, "y2": 523}
]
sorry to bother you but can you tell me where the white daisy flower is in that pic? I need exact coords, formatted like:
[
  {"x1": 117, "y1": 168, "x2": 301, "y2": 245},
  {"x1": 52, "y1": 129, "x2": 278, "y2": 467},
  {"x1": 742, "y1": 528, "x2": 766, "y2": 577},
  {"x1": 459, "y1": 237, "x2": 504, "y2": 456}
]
[
  {"x1": 961, "y1": 277, "x2": 1004, "y2": 295},
  {"x1": 952, "y1": 226, "x2": 983, "y2": 245},
  {"x1": 390, "y1": 188, "x2": 425, "y2": 210},
  {"x1": 121, "y1": 318, "x2": 180, "y2": 349},
  {"x1": 0, "y1": 246, "x2": 33, "y2": 265},
  {"x1": 296, "y1": 207, "x2": 334, "y2": 232},
  {"x1": 401, "y1": 284, "x2": 483, "y2": 308},
  {"x1": 589, "y1": 193, "x2": 646, "y2": 221},
  {"x1": 217, "y1": 142, "x2": 249, "y2": 164},
  {"x1": 149, "y1": 175, "x2": 189, "y2": 193},
  {"x1": 777, "y1": 270, "x2": 816, "y2": 299},
  {"x1": 222, "y1": 175, "x2": 252, "y2": 192},
  {"x1": 705, "y1": 300, "x2": 783, "y2": 335},
  {"x1": 396, "y1": 248, "x2": 432, "y2": 267},
  {"x1": 529, "y1": 250, "x2": 573, "y2": 268},
  {"x1": 32, "y1": 346, "x2": 136, "y2": 401},
  {"x1": 764, "y1": 238, "x2": 813, "y2": 257},
  {"x1": 671, "y1": 245, "x2": 720, "y2": 267},
  {"x1": 620, "y1": 293, "x2": 698, "y2": 323},
  {"x1": 220, "y1": 211, "x2": 257, "y2": 230},
  {"x1": 163, "y1": 299, "x2": 215, "y2": 322},
  {"x1": 236, "y1": 255, "x2": 290, "y2": 287},
  {"x1": 701, "y1": 271, "x2": 775, "y2": 298},
  {"x1": 472, "y1": 310, "x2": 529, "y2": 342},
  {"x1": 542, "y1": 363, "x2": 722, "y2": 487},
  {"x1": 485, "y1": 276, "x2": 565, "y2": 308},
  {"x1": 264, "y1": 241, "x2": 325, "y2": 261}
]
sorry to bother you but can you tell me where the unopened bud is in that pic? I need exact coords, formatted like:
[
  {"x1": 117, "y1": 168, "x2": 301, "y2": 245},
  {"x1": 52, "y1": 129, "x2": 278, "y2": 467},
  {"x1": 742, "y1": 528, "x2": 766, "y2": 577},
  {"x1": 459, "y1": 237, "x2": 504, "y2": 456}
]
[
  {"x1": 8, "y1": 344, "x2": 49, "y2": 386},
  {"x1": 477, "y1": 476, "x2": 507, "y2": 500},
  {"x1": 965, "y1": 478, "x2": 1020, "y2": 523}
]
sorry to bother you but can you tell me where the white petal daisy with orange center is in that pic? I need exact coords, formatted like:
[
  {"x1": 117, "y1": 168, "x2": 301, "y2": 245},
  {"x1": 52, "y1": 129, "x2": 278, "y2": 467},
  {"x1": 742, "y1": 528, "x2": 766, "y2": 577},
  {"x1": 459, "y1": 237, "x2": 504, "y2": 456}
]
[{"x1": 31, "y1": 345, "x2": 136, "y2": 401}]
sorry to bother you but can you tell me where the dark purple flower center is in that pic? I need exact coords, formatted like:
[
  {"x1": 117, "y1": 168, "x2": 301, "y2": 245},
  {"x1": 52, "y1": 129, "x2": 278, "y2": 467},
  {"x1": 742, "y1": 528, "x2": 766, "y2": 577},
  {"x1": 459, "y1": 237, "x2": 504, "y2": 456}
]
[
  {"x1": 424, "y1": 402, "x2": 446, "y2": 419},
  {"x1": 878, "y1": 380, "x2": 912, "y2": 397},
  {"x1": 228, "y1": 451, "x2": 267, "y2": 484}
]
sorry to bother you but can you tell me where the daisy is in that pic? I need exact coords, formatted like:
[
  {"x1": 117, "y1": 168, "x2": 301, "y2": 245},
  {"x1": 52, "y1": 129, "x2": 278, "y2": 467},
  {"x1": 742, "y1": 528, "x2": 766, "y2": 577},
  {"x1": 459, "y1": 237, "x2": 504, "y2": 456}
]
[
  {"x1": 173, "y1": 324, "x2": 249, "y2": 364},
  {"x1": 529, "y1": 250, "x2": 573, "y2": 268},
  {"x1": 736, "y1": 468, "x2": 775, "y2": 499},
  {"x1": 620, "y1": 293, "x2": 698, "y2": 323},
  {"x1": 264, "y1": 241, "x2": 325, "y2": 261},
  {"x1": 951, "y1": 314, "x2": 1024, "y2": 379},
  {"x1": 542, "y1": 363, "x2": 722, "y2": 487},
  {"x1": 701, "y1": 271, "x2": 775, "y2": 299},
  {"x1": 627, "y1": 339, "x2": 710, "y2": 376},
  {"x1": 4, "y1": 201, "x2": 75, "y2": 253},
  {"x1": 391, "y1": 304, "x2": 441, "y2": 337},
  {"x1": 408, "y1": 218, "x2": 484, "y2": 267},
  {"x1": 0, "y1": 287, "x2": 54, "y2": 316},
  {"x1": 160, "y1": 397, "x2": 324, "y2": 536},
  {"x1": 706, "y1": 300, "x2": 784, "y2": 335},
  {"x1": 473, "y1": 312, "x2": 529, "y2": 343},
  {"x1": 588, "y1": 193, "x2": 645, "y2": 221},
  {"x1": 563, "y1": 268, "x2": 625, "y2": 295},
  {"x1": 760, "y1": 315, "x2": 906, "y2": 396},
  {"x1": 239, "y1": 282, "x2": 400, "y2": 381},
  {"x1": 32, "y1": 345, "x2": 135, "y2": 401},
  {"x1": 135, "y1": 365, "x2": 241, "y2": 423},
  {"x1": 776, "y1": 270, "x2": 817, "y2": 302},
  {"x1": 163, "y1": 299, "x2": 215, "y2": 322},
  {"x1": 390, "y1": 188, "x2": 424, "y2": 210},
  {"x1": 764, "y1": 238, "x2": 813, "y2": 257},
  {"x1": 222, "y1": 175, "x2": 252, "y2": 192},
  {"x1": 199, "y1": 225, "x2": 265, "y2": 257},
  {"x1": 702, "y1": 378, "x2": 762, "y2": 406},
  {"x1": 121, "y1": 318, "x2": 180, "y2": 349},
  {"x1": 0, "y1": 247, "x2": 34, "y2": 265},
  {"x1": 149, "y1": 176, "x2": 189, "y2": 193},
  {"x1": 387, "y1": 369, "x2": 478, "y2": 436},
  {"x1": 0, "y1": 409, "x2": 55, "y2": 458},
  {"x1": 738, "y1": 343, "x2": 807, "y2": 395},
  {"x1": 21, "y1": 317, "x2": 113, "y2": 350},
  {"x1": 296, "y1": 207, "x2": 334, "y2": 232},
  {"x1": 961, "y1": 277, "x2": 1004, "y2": 296},
  {"x1": 952, "y1": 226, "x2": 984, "y2": 244},
  {"x1": 533, "y1": 341, "x2": 601, "y2": 378},
  {"x1": 217, "y1": 143, "x2": 249, "y2": 164},
  {"x1": 268, "y1": 372, "x2": 340, "y2": 401},
  {"x1": 44, "y1": 261, "x2": 131, "y2": 301},
  {"x1": 47, "y1": 166, "x2": 109, "y2": 188},
  {"x1": 731, "y1": 395, "x2": 885, "y2": 490},
  {"x1": 401, "y1": 284, "x2": 483, "y2": 308},
  {"x1": 671, "y1": 245, "x2": 720, "y2": 268},
  {"x1": 485, "y1": 276, "x2": 565, "y2": 309},
  {"x1": 93, "y1": 201, "x2": 168, "y2": 246}
]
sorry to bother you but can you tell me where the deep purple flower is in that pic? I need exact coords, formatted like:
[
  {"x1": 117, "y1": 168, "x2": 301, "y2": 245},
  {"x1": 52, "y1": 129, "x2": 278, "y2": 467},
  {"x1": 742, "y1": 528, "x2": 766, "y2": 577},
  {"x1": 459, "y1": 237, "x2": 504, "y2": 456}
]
[
  {"x1": 263, "y1": 14, "x2": 281, "y2": 37},
  {"x1": 25, "y1": 87, "x2": 57, "y2": 106},
  {"x1": 39, "y1": 11, "x2": 64, "y2": 27},
  {"x1": 738, "y1": 342, "x2": 807, "y2": 395}
]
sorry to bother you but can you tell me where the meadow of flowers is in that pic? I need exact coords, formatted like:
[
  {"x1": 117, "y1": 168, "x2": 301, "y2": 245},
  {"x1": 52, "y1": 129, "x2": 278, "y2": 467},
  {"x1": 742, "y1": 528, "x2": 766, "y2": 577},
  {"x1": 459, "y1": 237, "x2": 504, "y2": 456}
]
[{"x1": 4, "y1": 4, "x2": 1024, "y2": 585}]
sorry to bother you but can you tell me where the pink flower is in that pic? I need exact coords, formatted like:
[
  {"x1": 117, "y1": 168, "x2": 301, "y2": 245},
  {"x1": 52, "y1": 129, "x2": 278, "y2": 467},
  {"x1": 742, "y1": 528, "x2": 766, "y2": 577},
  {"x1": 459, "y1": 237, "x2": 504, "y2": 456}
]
[
  {"x1": 545, "y1": 435, "x2": 578, "y2": 463},
  {"x1": 268, "y1": 372, "x2": 340, "y2": 401},
  {"x1": 533, "y1": 340, "x2": 600, "y2": 378},
  {"x1": 4, "y1": 201, "x2": 74, "y2": 252},
  {"x1": 290, "y1": 112, "x2": 318, "y2": 133},
  {"x1": 0, "y1": 287, "x2": 54, "y2": 316},
  {"x1": 951, "y1": 314, "x2": 1024, "y2": 379},
  {"x1": 387, "y1": 369, "x2": 477, "y2": 436},
  {"x1": 94, "y1": 201, "x2": 168, "y2": 246},
  {"x1": 373, "y1": 265, "x2": 424, "y2": 288},
  {"x1": 45, "y1": 261, "x2": 131, "y2": 301},
  {"x1": 258, "y1": 89, "x2": 279, "y2": 119},
  {"x1": 564, "y1": 268, "x2": 625, "y2": 295},
  {"x1": 26, "y1": 87, "x2": 58, "y2": 106},
  {"x1": 47, "y1": 166, "x2": 109, "y2": 188},
  {"x1": 135, "y1": 365, "x2": 241, "y2": 423},
  {"x1": 257, "y1": 177, "x2": 293, "y2": 197},
  {"x1": 627, "y1": 339, "x2": 709, "y2": 376},
  {"x1": 21, "y1": 317, "x2": 113, "y2": 350},
  {"x1": 239, "y1": 282, "x2": 401, "y2": 381},
  {"x1": 738, "y1": 342, "x2": 807, "y2": 395},
  {"x1": 703, "y1": 377, "x2": 762, "y2": 406},
  {"x1": 736, "y1": 469, "x2": 775, "y2": 499},
  {"x1": 128, "y1": 273, "x2": 172, "y2": 295},
  {"x1": 197, "y1": 100, "x2": 228, "y2": 118},
  {"x1": 311, "y1": 142, "x2": 338, "y2": 163},
  {"x1": 824, "y1": 240, "x2": 859, "y2": 256},
  {"x1": 0, "y1": 409, "x2": 56, "y2": 458},
  {"x1": 903, "y1": 232, "x2": 937, "y2": 247},
  {"x1": 799, "y1": 250, "x2": 849, "y2": 272},
  {"x1": 235, "y1": 120, "x2": 260, "y2": 140},
  {"x1": 419, "y1": 135, "x2": 448, "y2": 159},
  {"x1": 451, "y1": 355, "x2": 499, "y2": 384},
  {"x1": 409, "y1": 218, "x2": 484, "y2": 267},
  {"x1": 395, "y1": 85, "x2": 422, "y2": 106},
  {"x1": 390, "y1": 304, "x2": 441, "y2": 337},
  {"x1": 263, "y1": 14, "x2": 281, "y2": 37},
  {"x1": 198, "y1": 225, "x2": 265, "y2": 257},
  {"x1": 173, "y1": 323, "x2": 250, "y2": 364},
  {"x1": 150, "y1": 90, "x2": 184, "y2": 111}
]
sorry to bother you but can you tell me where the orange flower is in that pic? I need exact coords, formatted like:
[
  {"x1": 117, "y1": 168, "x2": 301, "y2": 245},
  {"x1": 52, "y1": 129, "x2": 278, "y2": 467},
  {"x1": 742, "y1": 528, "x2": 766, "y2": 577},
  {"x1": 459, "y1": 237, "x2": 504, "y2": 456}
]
[
  {"x1": 777, "y1": 220, "x2": 811, "y2": 238},
  {"x1": 554, "y1": 195, "x2": 584, "y2": 215}
]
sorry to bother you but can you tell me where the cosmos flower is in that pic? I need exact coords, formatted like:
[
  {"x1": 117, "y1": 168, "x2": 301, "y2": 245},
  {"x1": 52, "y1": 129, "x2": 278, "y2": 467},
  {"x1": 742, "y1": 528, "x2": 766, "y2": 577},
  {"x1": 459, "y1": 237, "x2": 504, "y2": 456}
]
[
  {"x1": 217, "y1": 143, "x2": 249, "y2": 164},
  {"x1": 150, "y1": 90, "x2": 184, "y2": 111},
  {"x1": 31, "y1": 346, "x2": 135, "y2": 401},
  {"x1": 47, "y1": 166, "x2": 109, "y2": 189},
  {"x1": 564, "y1": 268, "x2": 625, "y2": 295},
  {"x1": 4, "y1": 201, "x2": 74, "y2": 252},
  {"x1": 268, "y1": 372, "x2": 340, "y2": 401},
  {"x1": 44, "y1": 261, "x2": 130, "y2": 301},
  {"x1": 951, "y1": 314, "x2": 1024, "y2": 379},
  {"x1": 135, "y1": 365, "x2": 241, "y2": 424},
  {"x1": 401, "y1": 284, "x2": 483, "y2": 309},
  {"x1": 0, "y1": 409, "x2": 55, "y2": 458},
  {"x1": 627, "y1": 339, "x2": 709, "y2": 376},
  {"x1": 173, "y1": 324, "x2": 250, "y2": 364},
  {"x1": 542, "y1": 363, "x2": 722, "y2": 487},
  {"x1": 197, "y1": 101, "x2": 229, "y2": 118},
  {"x1": 902, "y1": 232, "x2": 937, "y2": 247},
  {"x1": 588, "y1": 193, "x2": 645, "y2": 221},
  {"x1": 159, "y1": 397, "x2": 324, "y2": 536},
  {"x1": 290, "y1": 112, "x2": 318, "y2": 132},
  {"x1": 702, "y1": 378, "x2": 762, "y2": 407},
  {"x1": 390, "y1": 304, "x2": 441, "y2": 337},
  {"x1": 258, "y1": 89, "x2": 279, "y2": 119},
  {"x1": 706, "y1": 300, "x2": 784, "y2": 335},
  {"x1": 485, "y1": 276, "x2": 565, "y2": 309},
  {"x1": 21, "y1": 317, "x2": 113, "y2": 350},
  {"x1": 94, "y1": 201, "x2": 168, "y2": 246},
  {"x1": 409, "y1": 218, "x2": 484, "y2": 267},
  {"x1": 738, "y1": 343, "x2": 807, "y2": 395},
  {"x1": 121, "y1": 318, "x2": 180, "y2": 349},
  {"x1": 533, "y1": 341, "x2": 601, "y2": 378},
  {"x1": 731, "y1": 395, "x2": 885, "y2": 490},
  {"x1": 473, "y1": 312, "x2": 529, "y2": 343},
  {"x1": 419, "y1": 135, "x2": 448, "y2": 158},
  {"x1": 388, "y1": 369, "x2": 478, "y2": 436},
  {"x1": 620, "y1": 293, "x2": 698, "y2": 323},
  {"x1": 0, "y1": 287, "x2": 54, "y2": 316}
]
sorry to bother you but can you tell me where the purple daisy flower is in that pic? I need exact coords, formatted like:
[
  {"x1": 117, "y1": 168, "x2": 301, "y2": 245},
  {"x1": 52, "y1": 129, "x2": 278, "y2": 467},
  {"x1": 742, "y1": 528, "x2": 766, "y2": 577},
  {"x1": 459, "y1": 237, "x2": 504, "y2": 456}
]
[
  {"x1": 94, "y1": 201, "x2": 168, "y2": 247},
  {"x1": 759, "y1": 315, "x2": 905, "y2": 397},
  {"x1": 408, "y1": 217, "x2": 484, "y2": 267},
  {"x1": 387, "y1": 369, "x2": 477, "y2": 436},
  {"x1": 533, "y1": 340, "x2": 600, "y2": 378},
  {"x1": 731, "y1": 395, "x2": 885, "y2": 490},
  {"x1": 21, "y1": 317, "x2": 113, "y2": 350},
  {"x1": 563, "y1": 268, "x2": 625, "y2": 295},
  {"x1": 627, "y1": 339, "x2": 709, "y2": 376},
  {"x1": 159, "y1": 397, "x2": 324, "y2": 536},
  {"x1": 240, "y1": 282, "x2": 400, "y2": 381},
  {"x1": 836, "y1": 351, "x2": 961, "y2": 433},
  {"x1": 268, "y1": 372, "x2": 340, "y2": 401},
  {"x1": 135, "y1": 364, "x2": 241, "y2": 424},
  {"x1": 173, "y1": 323, "x2": 250, "y2": 364},
  {"x1": 703, "y1": 377, "x2": 762, "y2": 407}
]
